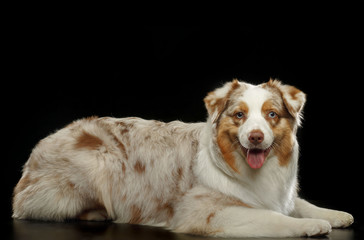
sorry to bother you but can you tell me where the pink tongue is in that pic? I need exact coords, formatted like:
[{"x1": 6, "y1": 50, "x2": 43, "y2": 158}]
[{"x1": 247, "y1": 149, "x2": 266, "y2": 169}]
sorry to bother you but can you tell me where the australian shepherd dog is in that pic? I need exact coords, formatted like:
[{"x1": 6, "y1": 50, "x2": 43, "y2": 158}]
[{"x1": 13, "y1": 79, "x2": 353, "y2": 237}]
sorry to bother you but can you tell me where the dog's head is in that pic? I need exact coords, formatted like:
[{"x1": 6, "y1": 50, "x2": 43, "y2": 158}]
[{"x1": 204, "y1": 79, "x2": 306, "y2": 172}]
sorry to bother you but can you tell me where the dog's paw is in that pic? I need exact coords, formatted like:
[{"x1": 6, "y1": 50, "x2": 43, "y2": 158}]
[
  {"x1": 324, "y1": 210, "x2": 354, "y2": 228},
  {"x1": 299, "y1": 219, "x2": 332, "y2": 237}
]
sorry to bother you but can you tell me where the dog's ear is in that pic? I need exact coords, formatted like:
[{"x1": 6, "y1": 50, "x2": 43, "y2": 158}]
[
  {"x1": 204, "y1": 79, "x2": 241, "y2": 124},
  {"x1": 267, "y1": 79, "x2": 306, "y2": 126}
]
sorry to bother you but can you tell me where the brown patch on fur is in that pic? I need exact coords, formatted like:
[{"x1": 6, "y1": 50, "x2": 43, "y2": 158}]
[
  {"x1": 116, "y1": 121, "x2": 131, "y2": 135},
  {"x1": 13, "y1": 174, "x2": 31, "y2": 196},
  {"x1": 96, "y1": 119, "x2": 129, "y2": 159},
  {"x1": 162, "y1": 203, "x2": 174, "y2": 219},
  {"x1": 272, "y1": 118, "x2": 294, "y2": 166},
  {"x1": 115, "y1": 139, "x2": 128, "y2": 159},
  {"x1": 27, "y1": 156, "x2": 39, "y2": 170},
  {"x1": 120, "y1": 128, "x2": 129, "y2": 135},
  {"x1": 85, "y1": 116, "x2": 99, "y2": 121},
  {"x1": 204, "y1": 79, "x2": 242, "y2": 124},
  {"x1": 67, "y1": 181, "x2": 75, "y2": 189},
  {"x1": 206, "y1": 212, "x2": 216, "y2": 224},
  {"x1": 165, "y1": 203, "x2": 174, "y2": 219},
  {"x1": 262, "y1": 99, "x2": 293, "y2": 126},
  {"x1": 225, "y1": 197, "x2": 251, "y2": 208},
  {"x1": 237, "y1": 102, "x2": 249, "y2": 115},
  {"x1": 288, "y1": 86, "x2": 301, "y2": 100},
  {"x1": 175, "y1": 167, "x2": 183, "y2": 181},
  {"x1": 121, "y1": 194, "x2": 127, "y2": 202},
  {"x1": 129, "y1": 205, "x2": 143, "y2": 224},
  {"x1": 106, "y1": 129, "x2": 128, "y2": 159},
  {"x1": 216, "y1": 116, "x2": 240, "y2": 173},
  {"x1": 217, "y1": 137, "x2": 238, "y2": 172},
  {"x1": 231, "y1": 102, "x2": 249, "y2": 125},
  {"x1": 30, "y1": 177, "x2": 40, "y2": 185},
  {"x1": 194, "y1": 194, "x2": 210, "y2": 200},
  {"x1": 122, "y1": 162, "x2": 126, "y2": 173},
  {"x1": 264, "y1": 79, "x2": 305, "y2": 119},
  {"x1": 195, "y1": 192, "x2": 251, "y2": 208},
  {"x1": 262, "y1": 101, "x2": 279, "y2": 126},
  {"x1": 231, "y1": 79, "x2": 241, "y2": 89},
  {"x1": 13, "y1": 174, "x2": 43, "y2": 211},
  {"x1": 134, "y1": 161, "x2": 145, "y2": 174},
  {"x1": 75, "y1": 131, "x2": 103, "y2": 150},
  {"x1": 265, "y1": 78, "x2": 281, "y2": 89},
  {"x1": 155, "y1": 198, "x2": 175, "y2": 219},
  {"x1": 59, "y1": 157, "x2": 70, "y2": 163}
]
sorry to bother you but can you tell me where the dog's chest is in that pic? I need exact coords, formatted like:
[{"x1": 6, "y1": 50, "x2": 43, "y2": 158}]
[
  {"x1": 243, "y1": 156, "x2": 298, "y2": 214},
  {"x1": 196, "y1": 147, "x2": 298, "y2": 215}
]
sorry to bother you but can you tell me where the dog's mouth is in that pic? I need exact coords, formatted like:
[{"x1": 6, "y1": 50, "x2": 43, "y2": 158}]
[{"x1": 240, "y1": 145, "x2": 271, "y2": 169}]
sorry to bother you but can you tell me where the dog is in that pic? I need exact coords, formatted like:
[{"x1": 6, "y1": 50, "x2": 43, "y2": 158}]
[{"x1": 13, "y1": 79, "x2": 353, "y2": 237}]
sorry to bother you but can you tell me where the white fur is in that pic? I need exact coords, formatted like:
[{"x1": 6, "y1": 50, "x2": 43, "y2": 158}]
[
  {"x1": 13, "y1": 80, "x2": 353, "y2": 238},
  {"x1": 238, "y1": 85, "x2": 274, "y2": 150}
]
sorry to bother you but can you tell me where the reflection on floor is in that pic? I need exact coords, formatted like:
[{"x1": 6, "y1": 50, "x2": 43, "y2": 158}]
[{"x1": 11, "y1": 219, "x2": 362, "y2": 240}]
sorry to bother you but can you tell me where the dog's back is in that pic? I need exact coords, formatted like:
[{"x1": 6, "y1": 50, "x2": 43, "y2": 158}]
[{"x1": 13, "y1": 116, "x2": 203, "y2": 224}]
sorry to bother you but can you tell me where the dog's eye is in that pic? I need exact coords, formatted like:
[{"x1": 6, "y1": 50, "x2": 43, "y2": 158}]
[
  {"x1": 268, "y1": 111, "x2": 277, "y2": 119},
  {"x1": 235, "y1": 112, "x2": 244, "y2": 119}
]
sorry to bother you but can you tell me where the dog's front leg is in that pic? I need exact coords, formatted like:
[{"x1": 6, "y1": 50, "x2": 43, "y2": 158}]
[
  {"x1": 170, "y1": 187, "x2": 332, "y2": 238},
  {"x1": 292, "y1": 198, "x2": 354, "y2": 228},
  {"x1": 205, "y1": 207, "x2": 332, "y2": 238}
]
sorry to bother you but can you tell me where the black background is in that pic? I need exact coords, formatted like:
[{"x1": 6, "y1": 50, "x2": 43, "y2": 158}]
[{"x1": 3, "y1": 20, "x2": 363, "y2": 233}]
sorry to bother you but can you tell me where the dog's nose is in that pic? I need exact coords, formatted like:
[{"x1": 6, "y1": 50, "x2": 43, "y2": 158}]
[{"x1": 248, "y1": 130, "x2": 264, "y2": 145}]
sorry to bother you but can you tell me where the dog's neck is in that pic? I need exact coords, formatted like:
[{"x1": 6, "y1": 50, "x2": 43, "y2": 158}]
[{"x1": 194, "y1": 120, "x2": 299, "y2": 215}]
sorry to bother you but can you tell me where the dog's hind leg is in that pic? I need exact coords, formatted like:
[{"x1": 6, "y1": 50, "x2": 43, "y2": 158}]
[
  {"x1": 13, "y1": 172, "x2": 87, "y2": 221},
  {"x1": 12, "y1": 171, "x2": 107, "y2": 222}
]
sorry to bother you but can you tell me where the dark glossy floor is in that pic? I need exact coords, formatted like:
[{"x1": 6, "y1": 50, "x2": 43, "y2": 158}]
[{"x1": 7, "y1": 218, "x2": 363, "y2": 240}]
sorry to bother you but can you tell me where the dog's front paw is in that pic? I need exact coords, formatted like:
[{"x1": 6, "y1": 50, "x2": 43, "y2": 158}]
[
  {"x1": 300, "y1": 219, "x2": 332, "y2": 237},
  {"x1": 325, "y1": 210, "x2": 354, "y2": 228}
]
